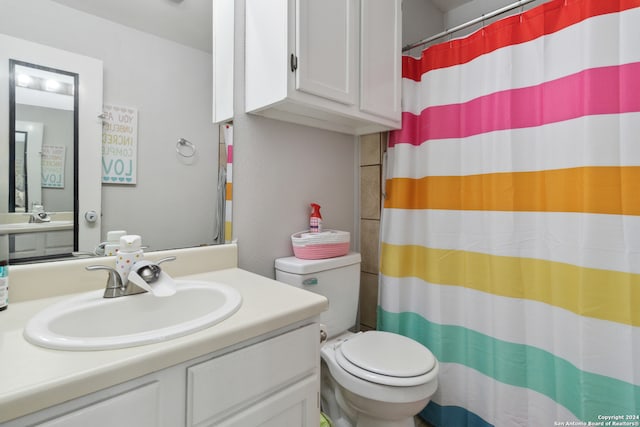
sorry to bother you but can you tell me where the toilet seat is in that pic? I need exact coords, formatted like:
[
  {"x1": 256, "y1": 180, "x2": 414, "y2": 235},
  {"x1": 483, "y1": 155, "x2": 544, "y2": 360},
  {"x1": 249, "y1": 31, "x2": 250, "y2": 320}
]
[{"x1": 335, "y1": 331, "x2": 436, "y2": 387}]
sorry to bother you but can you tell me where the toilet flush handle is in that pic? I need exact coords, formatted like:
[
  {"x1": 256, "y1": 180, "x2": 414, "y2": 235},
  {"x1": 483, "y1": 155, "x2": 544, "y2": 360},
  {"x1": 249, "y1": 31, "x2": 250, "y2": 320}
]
[{"x1": 319, "y1": 324, "x2": 328, "y2": 344}]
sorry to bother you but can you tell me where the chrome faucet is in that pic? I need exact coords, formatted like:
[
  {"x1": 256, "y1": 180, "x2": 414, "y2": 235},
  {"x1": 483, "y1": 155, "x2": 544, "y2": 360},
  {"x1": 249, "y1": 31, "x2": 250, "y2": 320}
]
[
  {"x1": 86, "y1": 265, "x2": 148, "y2": 298},
  {"x1": 29, "y1": 204, "x2": 51, "y2": 223},
  {"x1": 29, "y1": 211, "x2": 51, "y2": 223}
]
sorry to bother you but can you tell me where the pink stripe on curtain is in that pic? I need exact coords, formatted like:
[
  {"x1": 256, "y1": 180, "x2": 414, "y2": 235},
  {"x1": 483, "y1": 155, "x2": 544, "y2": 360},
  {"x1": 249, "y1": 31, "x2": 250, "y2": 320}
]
[{"x1": 390, "y1": 62, "x2": 640, "y2": 147}]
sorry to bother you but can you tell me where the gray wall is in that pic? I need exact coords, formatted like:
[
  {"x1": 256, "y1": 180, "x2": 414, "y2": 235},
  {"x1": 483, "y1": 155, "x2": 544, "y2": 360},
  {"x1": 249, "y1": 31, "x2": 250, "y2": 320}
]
[
  {"x1": 0, "y1": 0, "x2": 218, "y2": 252},
  {"x1": 403, "y1": 0, "x2": 444, "y2": 48}
]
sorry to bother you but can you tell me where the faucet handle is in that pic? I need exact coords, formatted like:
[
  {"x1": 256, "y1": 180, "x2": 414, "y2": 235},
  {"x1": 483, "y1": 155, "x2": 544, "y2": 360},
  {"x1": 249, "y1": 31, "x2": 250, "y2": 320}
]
[
  {"x1": 86, "y1": 265, "x2": 123, "y2": 298},
  {"x1": 156, "y1": 256, "x2": 176, "y2": 265}
]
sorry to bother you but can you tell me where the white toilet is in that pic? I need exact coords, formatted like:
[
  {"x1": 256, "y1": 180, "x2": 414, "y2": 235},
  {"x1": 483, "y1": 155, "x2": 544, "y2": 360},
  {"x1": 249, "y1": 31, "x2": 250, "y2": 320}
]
[{"x1": 275, "y1": 253, "x2": 438, "y2": 427}]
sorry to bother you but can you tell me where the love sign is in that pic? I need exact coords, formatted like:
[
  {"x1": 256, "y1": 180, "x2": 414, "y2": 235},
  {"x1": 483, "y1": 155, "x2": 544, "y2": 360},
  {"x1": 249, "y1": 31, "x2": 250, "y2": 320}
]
[
  {"x1": 102, "y1": 104, "x2": 137, "y2": 184},
  {"x1": 41, "y1": 145, "x2": 66, "y2": 188}
]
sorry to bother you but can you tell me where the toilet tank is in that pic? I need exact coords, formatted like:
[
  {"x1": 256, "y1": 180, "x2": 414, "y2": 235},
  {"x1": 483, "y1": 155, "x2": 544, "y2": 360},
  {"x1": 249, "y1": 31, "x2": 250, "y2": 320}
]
[{"x1": 275, "y1": 253, "x2": 361, "y2": 338}]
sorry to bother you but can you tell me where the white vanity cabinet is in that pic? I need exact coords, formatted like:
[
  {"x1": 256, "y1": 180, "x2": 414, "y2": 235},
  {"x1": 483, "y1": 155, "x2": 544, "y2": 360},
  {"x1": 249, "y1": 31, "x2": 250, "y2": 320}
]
[
  {"x1": 245, "y1": 0, "x2": 402, "y2": 135},
  {"x1": 2, "y1": 324, "x2": 320, "y2": 427}
]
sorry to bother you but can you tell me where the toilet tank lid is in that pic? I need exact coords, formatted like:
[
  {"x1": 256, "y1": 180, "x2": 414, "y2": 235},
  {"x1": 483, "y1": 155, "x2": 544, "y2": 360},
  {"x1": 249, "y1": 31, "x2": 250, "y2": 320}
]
[{"x1": 275, "y1": 252, "x2": 361, "y2": 274}]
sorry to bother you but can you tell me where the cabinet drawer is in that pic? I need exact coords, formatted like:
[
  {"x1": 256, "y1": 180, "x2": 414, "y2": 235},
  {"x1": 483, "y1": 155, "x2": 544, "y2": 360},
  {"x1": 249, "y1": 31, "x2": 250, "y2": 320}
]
[
  {"x1": 215, "y1": 375, "x2": 318, "y2": 427},
  {"x1": 37, "y1": 382, "x2": 160, "y2": 427},
  {"x1": 187, "y1": 323, "x2": 319, "y2": 426}
]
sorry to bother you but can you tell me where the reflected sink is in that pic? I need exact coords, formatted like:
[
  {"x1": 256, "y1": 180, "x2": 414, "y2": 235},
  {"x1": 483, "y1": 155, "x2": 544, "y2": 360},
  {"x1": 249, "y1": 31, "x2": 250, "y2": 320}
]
[{"x1": 24, "y1": 280, "x2": 242, "y2": 351}]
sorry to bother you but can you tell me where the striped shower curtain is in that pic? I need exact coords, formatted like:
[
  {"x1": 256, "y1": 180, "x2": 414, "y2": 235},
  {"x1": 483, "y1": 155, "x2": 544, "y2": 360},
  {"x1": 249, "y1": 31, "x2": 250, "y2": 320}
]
[{"x1": 378, "y1": 0, "x2": 640, "y2": 425}]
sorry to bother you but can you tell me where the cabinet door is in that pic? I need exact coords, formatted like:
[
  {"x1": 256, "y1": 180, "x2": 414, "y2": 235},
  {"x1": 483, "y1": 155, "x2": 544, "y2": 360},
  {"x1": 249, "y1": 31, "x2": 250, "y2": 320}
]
[
  {"x1": 295, "y1": 0, "x2": 357, "y2": 105},
  {"x1": 360, "y1": 0, "x2": 402, "y2": 121}
]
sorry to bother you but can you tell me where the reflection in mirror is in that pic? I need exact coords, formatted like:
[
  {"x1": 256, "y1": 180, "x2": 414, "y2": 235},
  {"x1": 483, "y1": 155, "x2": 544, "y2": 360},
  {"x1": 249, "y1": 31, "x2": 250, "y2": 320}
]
[
  {"x1": 217, "y1": 124, "x2": 233, "y2": 244},
  {"x1": 13, "y1": 130, "x2": 27, "y2": 211},
  {"x1": 8, "y1": 60, "x2": 78, "y2": 262},
  {"x1": 14, "y1": 122, "x2": 45, "y2": 215}
]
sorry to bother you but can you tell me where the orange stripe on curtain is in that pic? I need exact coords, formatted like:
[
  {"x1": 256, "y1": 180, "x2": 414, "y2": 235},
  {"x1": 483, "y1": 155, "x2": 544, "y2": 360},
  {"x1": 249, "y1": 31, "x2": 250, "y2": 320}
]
[
  {"x1": 384, "y1": 166, "x2": 640, "y2": 215},
  {"x1": 225, "y1": 182, "x2": 233, "y2": 201}
]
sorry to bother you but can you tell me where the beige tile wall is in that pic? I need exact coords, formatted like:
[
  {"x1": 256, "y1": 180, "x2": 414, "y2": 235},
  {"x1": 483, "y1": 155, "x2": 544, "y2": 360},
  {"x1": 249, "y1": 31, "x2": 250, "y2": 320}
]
[{"x1": 359, "y1": 132, "x2": 386, "y2": 330}]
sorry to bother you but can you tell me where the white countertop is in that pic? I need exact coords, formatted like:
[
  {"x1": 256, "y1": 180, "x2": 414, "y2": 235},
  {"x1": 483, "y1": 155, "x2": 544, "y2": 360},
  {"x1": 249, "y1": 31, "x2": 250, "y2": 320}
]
[
  {"x1": 0, "y1": 248, "x2": 328, "y2": 423},
  {"x1": 0, "y1": 212, "x2": 73, "y2": 235},
  {"x1": 0, "y1": 220, "x2": 73, "y2": 234}
]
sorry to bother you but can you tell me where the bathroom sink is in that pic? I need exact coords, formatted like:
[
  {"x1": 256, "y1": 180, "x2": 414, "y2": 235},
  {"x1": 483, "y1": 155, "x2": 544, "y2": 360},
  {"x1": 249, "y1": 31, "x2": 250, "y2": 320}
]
[{"x1": 23, "y1": 280, "x2": 242, "y2": 350}]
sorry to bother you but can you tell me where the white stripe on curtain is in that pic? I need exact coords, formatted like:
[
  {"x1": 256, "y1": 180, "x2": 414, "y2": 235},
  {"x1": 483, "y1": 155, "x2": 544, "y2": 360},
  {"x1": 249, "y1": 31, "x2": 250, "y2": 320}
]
[
  {"x1": 387, "y1": 113, "x2": 640, "y2": 178},
  {"x1": 381, "y1": 210, "x2": 640, "y2": 274}
]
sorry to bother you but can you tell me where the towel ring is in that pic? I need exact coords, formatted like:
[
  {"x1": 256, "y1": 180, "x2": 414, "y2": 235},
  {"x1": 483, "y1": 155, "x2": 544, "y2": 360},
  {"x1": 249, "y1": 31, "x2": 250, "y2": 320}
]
[{"x1": 176, "y1": 138, "x2": 196, "y2": 158}]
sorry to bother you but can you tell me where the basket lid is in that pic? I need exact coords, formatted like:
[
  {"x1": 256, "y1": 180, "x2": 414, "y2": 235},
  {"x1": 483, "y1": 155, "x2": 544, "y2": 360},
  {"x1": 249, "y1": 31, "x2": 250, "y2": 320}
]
[{"x1": 275, "y1": 252, "x2": 361, "y2": 274}]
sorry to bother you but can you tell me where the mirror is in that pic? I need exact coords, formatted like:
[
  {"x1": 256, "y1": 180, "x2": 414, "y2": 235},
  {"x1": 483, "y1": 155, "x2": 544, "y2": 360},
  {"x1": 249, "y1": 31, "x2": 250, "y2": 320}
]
[
  {"x1": 1, "y1": 1, "x2": 229, "y2": 264},
  {"x1": 1, "y1": 33, "x2": 103, "y2": 264},
  {"x1": 7, "y1": 61, "x2": 78, "y2": 262}
]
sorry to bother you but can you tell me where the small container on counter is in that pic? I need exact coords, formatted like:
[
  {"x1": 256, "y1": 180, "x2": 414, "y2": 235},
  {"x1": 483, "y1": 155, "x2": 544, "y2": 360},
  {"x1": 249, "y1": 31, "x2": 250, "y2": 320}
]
[{"x1": 116, "y1": 235, "x2": 144, "y2": 283}]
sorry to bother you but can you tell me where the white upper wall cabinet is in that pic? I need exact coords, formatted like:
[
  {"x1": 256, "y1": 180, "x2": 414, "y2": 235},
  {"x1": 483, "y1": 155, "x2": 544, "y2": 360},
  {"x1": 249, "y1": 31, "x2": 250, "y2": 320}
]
[{"x1": 245, "y1": 0, "x2": 402, "y2": 135}]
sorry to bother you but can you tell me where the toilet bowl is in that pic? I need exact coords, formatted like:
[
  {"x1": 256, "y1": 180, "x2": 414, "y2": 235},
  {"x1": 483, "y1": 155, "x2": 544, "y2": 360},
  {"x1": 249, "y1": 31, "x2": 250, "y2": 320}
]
[
  {"x1": 274, "y1": 253, "x2": 439, "y2": 427},
  {"x1": 320, "y1": 331, "x2": 438, "y2": 427}
]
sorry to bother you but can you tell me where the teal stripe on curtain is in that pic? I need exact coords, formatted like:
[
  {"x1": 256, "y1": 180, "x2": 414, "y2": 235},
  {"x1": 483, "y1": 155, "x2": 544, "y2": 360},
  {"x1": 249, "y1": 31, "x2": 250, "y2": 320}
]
[{"x1": 378, "y1": 308, "x2": 640, "y2": 421}]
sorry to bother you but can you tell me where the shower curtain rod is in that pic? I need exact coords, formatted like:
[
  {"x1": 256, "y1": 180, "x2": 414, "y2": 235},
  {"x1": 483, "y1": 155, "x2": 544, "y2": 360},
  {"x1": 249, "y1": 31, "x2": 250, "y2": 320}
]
[{"x1": 402, "y1": 0, "x2": 537, "y2": 52}]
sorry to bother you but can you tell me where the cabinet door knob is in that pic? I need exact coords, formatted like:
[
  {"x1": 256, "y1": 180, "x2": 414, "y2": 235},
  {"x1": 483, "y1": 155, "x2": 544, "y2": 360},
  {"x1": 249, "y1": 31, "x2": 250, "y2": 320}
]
[{"x1": 290, "y1": 53, "x2": 298, "y2": 72}]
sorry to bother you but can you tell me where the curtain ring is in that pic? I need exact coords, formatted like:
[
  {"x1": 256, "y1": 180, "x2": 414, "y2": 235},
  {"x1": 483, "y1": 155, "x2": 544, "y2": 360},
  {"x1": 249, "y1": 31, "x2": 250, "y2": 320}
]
[{"x1": 176, "y1": 138, "x2": 196, "y2": 158}]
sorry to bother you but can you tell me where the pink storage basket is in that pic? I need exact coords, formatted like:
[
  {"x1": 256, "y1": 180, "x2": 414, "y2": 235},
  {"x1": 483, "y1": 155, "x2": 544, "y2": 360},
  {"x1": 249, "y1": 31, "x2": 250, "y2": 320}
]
[{"x1": 291, "y1": 230, "x2": 350, "y2": 260}]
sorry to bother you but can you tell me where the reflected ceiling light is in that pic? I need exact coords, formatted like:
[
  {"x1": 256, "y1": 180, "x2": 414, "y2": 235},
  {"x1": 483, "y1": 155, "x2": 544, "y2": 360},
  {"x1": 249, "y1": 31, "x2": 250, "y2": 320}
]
[
  {"x1": 45, "y1": 79, "x2": 61, "y2": 92},
  {"x1": 16, "y1": 73, "x2": 32, "y2": 87}
]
